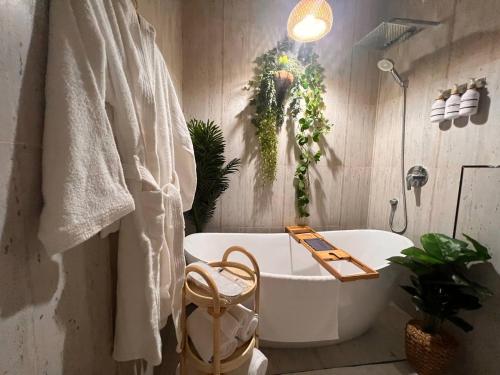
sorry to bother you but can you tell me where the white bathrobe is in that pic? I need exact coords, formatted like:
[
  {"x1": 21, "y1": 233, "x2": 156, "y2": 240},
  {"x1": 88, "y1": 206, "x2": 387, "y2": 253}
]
[{"x1": 38, "y1": 0, "x2": 196, "y2": 366}]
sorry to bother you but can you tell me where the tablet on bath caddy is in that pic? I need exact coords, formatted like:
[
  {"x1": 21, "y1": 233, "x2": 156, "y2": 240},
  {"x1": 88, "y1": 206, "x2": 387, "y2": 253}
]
[{"x1": 303, "y1": 238, "x2": 334, "y2": 251}]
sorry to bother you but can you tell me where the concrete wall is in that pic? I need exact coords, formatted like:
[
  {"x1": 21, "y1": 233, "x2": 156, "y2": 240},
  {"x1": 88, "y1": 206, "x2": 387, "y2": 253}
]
[
  {"x1": 0, "y1": 0, "x2": 183, "y2": 374},
  {"x1": 366, "y1": 1, "x2": 500, "y2": 373},
  {"x1": 182, "y1": 0, "x2": 385, "y2": 233}
]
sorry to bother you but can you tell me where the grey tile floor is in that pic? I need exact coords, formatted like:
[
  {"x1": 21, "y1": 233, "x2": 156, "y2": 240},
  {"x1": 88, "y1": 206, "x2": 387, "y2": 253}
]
[
  {"x1": 156, "y1": 303, "x2": 413, "y2": 374},
  {"x1": 261, "y1": 304, "x2": 411, "y2": 374},
  {"x1": 284, "y1": 361, "x2": 416, "y2": 375}
]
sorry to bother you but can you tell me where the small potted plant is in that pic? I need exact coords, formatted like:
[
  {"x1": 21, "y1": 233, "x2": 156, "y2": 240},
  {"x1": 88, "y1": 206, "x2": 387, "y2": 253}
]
[
  {"x1": 274, "y1": 54, "x2": 295, "y2": 93},
  {"x1": 388, "y1": 233, "x2": 492, "y2": 375},
  {"x1": 185, "y1": 119, "x2": 241, "y2": 233}
]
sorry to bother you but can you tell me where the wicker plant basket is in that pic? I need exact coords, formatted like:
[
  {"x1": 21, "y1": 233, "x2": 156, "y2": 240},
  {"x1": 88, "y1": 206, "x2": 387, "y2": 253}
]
[
  {"x1": 274, "y1": 70, "x2": 294, "y2": 93},
  {"x1": 405, "y1": 319, "x2": 458, "y2": 375}
]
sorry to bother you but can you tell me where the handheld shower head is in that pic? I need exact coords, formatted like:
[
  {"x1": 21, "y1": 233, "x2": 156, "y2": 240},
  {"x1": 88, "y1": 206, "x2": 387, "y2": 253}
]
[
  {"x1": 377, "y1": 58, "x2": 394, "y2": 72},
  {"x1": 377, "y1": 58, "x2": 406, "y2": 87}
]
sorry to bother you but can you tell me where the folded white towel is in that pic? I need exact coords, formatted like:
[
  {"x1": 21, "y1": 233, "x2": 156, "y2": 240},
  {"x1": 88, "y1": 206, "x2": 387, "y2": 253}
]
[
  {"x1": 228, "y1": 304, "x2": 259, "y2": 342},
  {"x1": 188, "y1": 261, "x2": 245, "y2": 299},
  {"x1": 187, "y1": 308, "x2": 239, "y2": 363},
  {"x1": 227, "y1": 348, "x2": 268, "y2": 375}
]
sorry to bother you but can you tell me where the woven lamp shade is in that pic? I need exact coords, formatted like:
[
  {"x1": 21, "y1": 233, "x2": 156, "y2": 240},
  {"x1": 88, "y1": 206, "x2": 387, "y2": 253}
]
[{"x1": 287, "y1": 0, "x2": 333, "y2": 43}]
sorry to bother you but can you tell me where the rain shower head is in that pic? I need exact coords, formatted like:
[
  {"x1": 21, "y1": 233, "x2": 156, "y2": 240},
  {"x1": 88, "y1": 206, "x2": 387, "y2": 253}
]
[
  {"x1": 377, "y1": 58, "x2": 405, "y2": 87},
  {"x1": 355, "y1": 18, "x2": 441, "y2": 50}
]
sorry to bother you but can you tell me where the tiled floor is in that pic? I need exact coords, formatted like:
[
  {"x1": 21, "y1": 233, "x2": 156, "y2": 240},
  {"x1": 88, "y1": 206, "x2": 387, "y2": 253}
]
[
  {"x1": 261, "y1": 304, "x2": 411, "y2": 374},
  {"x1": 157, "y1": 303, "x2": 412, "y2": 374},
  {"x1": 284, "y1": 361, "x2": 416, "y2": 375}
]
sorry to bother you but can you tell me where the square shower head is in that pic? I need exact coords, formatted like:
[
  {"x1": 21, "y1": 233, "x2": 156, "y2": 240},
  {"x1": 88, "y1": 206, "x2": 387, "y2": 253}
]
[{"x1": 355, "y1": 18, "x2": 441, "y2": 50}]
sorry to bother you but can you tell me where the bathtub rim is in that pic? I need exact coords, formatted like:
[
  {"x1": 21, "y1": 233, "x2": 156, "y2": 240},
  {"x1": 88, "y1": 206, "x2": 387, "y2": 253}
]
[{"x1": 184, "y1": 229, "x2": 413, "y2": 282}]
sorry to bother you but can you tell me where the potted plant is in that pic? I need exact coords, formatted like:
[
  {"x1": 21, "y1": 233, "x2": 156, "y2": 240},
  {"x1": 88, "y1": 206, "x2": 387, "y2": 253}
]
[
  {"x1": 248, "y1": 38, "x2": 331, "y2": 218},
  {"x1": 274, "y1": 54, "x2": 295, "y2": 91},
  {"x1": 388, "y1": 233, "x2": 492, "y2": 375},
  {"x1": 185, "y1": 119, "x2": 241, "y2": 233}
]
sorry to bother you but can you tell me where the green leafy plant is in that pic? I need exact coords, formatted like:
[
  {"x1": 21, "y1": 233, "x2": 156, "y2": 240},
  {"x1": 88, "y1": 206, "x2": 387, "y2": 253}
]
[
  {"x1": 185, "y1": 119, "x2": 241, "y2": 232},
  {"x1": 248, "y1": 39, "x2": 301, "y2": 183},
  {"x1": 388, "y1": 233, "x2": 493, "y2": 334},
  {"x1": 288, "y1": 46, "x2": 331, "y2": 218},
  {"x1": 248, "y1": 38, "x2": 331, "y2": 217}
]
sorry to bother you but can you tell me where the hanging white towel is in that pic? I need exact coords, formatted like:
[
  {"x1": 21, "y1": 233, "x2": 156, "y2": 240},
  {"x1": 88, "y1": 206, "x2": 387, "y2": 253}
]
[
  {"x1": 228, "y1": 304, "x2": 259, "y2": 342},
  {"x1": 40, "y1": 0, "x2": 196, "y2": 366},
  {"x1": 187, "y1": 308, "x2": 240, "y2": 363}
]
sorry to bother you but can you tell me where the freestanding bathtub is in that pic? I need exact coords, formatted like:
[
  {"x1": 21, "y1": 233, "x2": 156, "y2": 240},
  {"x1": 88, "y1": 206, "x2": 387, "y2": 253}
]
[{"x1": 184, "y1": 230, "x2": 413, "y2": 347}]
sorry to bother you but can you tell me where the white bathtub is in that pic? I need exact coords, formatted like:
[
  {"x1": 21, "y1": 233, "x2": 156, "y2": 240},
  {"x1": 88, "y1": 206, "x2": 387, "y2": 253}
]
[{"x1": 184, "y1": 230, "x2": 413, "y2": 347}]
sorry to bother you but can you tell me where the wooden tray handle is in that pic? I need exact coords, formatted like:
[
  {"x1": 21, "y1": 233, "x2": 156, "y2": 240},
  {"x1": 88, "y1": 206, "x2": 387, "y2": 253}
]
[
  {"x1": 221, "y1": 246, "x2": 261, "y2": 347},
  {"x1": 222, "y1": 246, "x2": 261, "y2": 279},
  {"x1": 185, "y1": 263, "x2": 222, "y2": 314}
]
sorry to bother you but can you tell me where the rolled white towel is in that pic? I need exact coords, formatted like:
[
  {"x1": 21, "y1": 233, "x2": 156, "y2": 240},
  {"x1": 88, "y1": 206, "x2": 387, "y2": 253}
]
[
  {"x1": 228, "y1": 304, "x2": 259, "y2": 342},
  {"x1": 187, "y1": 307, "x2": 240, "y2": 363},
  {"x1": 178, "y1": 348, "x2": 269, "y2": 375},
  {"x1": 227, "y1": 348, "x2": 268, "y2": 375}
]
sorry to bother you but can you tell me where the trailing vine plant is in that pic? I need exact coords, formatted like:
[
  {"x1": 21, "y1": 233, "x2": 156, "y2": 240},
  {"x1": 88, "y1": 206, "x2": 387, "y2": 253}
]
[
  {"x1": 248, "y1": 39, "x2": 331, "y2": 218},
  {"x1": 248, "y1": 39, "x2": 302, "y2": 183},
  {"x1": 289, "y1": 45, "x2": 331, "y2": 217}
]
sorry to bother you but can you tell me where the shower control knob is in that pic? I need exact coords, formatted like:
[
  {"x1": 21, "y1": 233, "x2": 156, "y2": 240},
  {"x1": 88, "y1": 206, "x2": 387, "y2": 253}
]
[{"x1": 406, "y1": 166, "x2": 429, "y2": 190}]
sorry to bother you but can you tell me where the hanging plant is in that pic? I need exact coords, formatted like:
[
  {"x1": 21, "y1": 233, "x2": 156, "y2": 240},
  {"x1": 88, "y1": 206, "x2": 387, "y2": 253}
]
[
  {"x1": 248, "y1": 39, "x2": 303, "y2": 183},
  {"x1": 289, "y1": 45, "x2": 331, "y2": 218},
  {"x1": 248, "y1": 39, "x2": 331, "y2": 218}
]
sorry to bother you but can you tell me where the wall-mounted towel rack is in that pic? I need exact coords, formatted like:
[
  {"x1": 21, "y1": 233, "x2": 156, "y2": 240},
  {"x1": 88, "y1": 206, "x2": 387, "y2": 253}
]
[{"x1": 286, "y1": 226, "x2": 379, "y2": 282}]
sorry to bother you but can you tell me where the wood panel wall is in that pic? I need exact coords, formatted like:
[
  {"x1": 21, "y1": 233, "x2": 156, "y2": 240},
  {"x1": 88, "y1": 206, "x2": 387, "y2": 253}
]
[
  {"x1": 182, "y1": 0, "x2": 385, "y2": 233},
  {"x1": 366, "y1": 1, "x2": 500, "y2": 373}
]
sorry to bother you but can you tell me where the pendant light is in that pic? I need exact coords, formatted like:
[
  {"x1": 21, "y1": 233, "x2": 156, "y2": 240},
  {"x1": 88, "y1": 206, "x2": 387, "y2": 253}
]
[{"x1": 287, "y1": 0, "x2": 333, "y2": 43}]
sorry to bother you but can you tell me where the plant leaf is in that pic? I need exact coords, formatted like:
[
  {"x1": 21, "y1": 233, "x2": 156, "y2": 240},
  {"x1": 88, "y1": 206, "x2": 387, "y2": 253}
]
[
  {"x1": 447, "y1": 315, "x2": 474, "y2": 332},
  {"x1": 387, "y1": 256, "x2": 433, "y2": 275},
  {"x1": 186, "y1": 119, "x2": 240, "y2": 232},
  {"x1": 463, "y1": 233, "x2": 491, "y2": 261},
  {"x1": 401, "y1": 247, "x2": 445, "y2": 265}
]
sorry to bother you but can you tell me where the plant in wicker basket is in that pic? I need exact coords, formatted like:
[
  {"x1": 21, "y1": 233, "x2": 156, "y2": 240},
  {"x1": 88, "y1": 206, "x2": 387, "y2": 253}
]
[
  {"x1": 388, "y1": 233, "x2": 493, "y2": 375},
  {"x1": 247, "y1": 39, "x2": 331, "y2": 218}
]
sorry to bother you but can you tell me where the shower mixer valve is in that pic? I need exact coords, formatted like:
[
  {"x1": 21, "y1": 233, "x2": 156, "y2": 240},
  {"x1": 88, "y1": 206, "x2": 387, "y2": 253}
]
[{"x1": 406, "y1": 166, "x2": 428, "y2": 190}]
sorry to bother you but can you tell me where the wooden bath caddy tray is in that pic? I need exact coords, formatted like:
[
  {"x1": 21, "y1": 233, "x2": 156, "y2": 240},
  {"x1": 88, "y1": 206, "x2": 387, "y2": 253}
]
[{"x1": 286, "y1": 226, "x2": 379, "y2": 282}]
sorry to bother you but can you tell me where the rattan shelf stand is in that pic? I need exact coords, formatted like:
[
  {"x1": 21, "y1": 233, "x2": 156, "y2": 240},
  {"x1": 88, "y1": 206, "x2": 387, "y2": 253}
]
[{"x1": 180, "y1": 246, "x2": 260, "y2": 375}]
